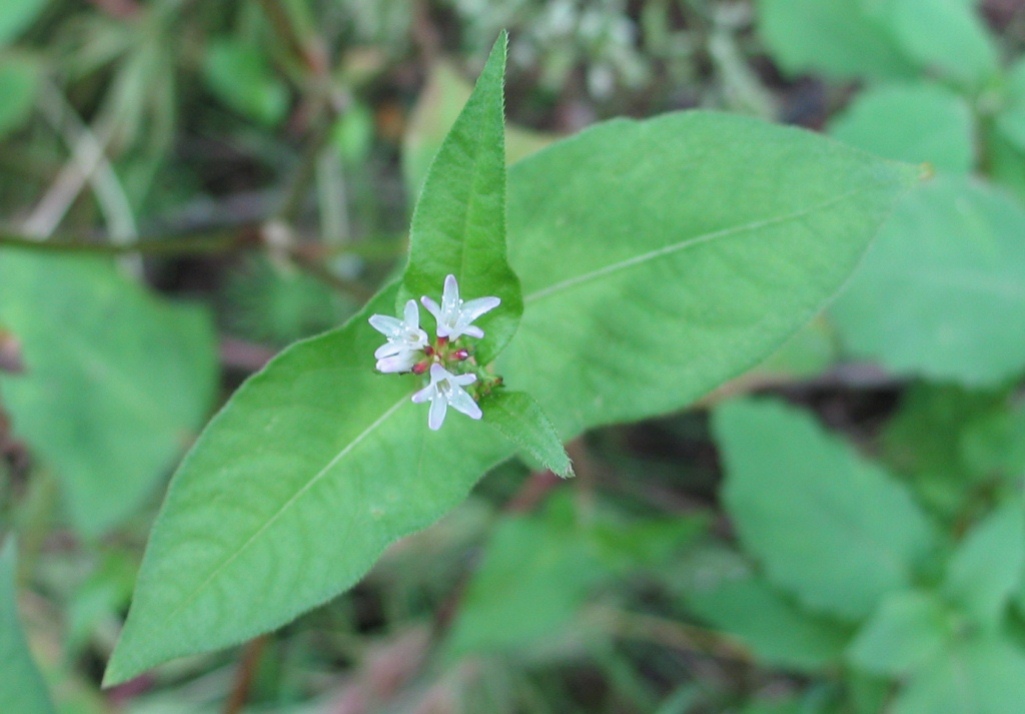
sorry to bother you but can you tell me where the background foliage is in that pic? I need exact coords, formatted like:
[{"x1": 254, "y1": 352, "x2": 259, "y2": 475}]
[{"x1": 2, "y1": 1, "x2": 1025, "y2": 713}]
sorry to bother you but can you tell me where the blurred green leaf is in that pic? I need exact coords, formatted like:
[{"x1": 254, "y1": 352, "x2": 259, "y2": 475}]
[
  {"x1": 0, "y1": 0, "x2": 47, "y2": 47},
  {"x1": 943, "y1": 500, "x2": 1025, "y2": 627},
  {"x1": 892, "y1": 636, "x2": 1025, "y2": 714},
  {"x1": 202, "y1": 38, "x2": 288, "y2": 126},
  {"x1": 0, "y1": 56, "x2": 39, "y2": 140},
  {"x1": 329, "y1": 101, "x2": 375, "y2": 165},
  {"x1": 886, "y1": 0, "x2": 999, "y2": 87},
  {"x1": 832, "y1": 175, "x2": 1025, "y2": 386},
  {"x1": 401, "y1": 33, "x2": 522, "y2": 363},
  {"x1": 687, "y1": 574, "x2": 851, "y2": 672},
  {"x1": 0, "y1": 539, "x2": 56, "y2": 714},
  {"x1": 830, "y1": 83, "x2": 974, "y2": 173},
  {"x1": 847, "y1": 589, "x2": 951, "y2": 676},
  {"x1": 882, "y1": 384, "x2": 1008, "y2": 520},
  {"x1": 105, "y1": 112, "x2": 916, "y2": 683},
  {"x1": 483, "y1": 391, "x2": 572, "y2": 478},
  {"x1": 0, "y1": 251, "x2": 218, "y2": 536},
  {"x1": 443, "y1": 493, "x2": 608, "y2": 660},
  {"x1": 756, "y1": 0, "x2": 916, "y2": 81},
  {"x1": 715, "y1": 399, "x2": 934, "y2": 619}
]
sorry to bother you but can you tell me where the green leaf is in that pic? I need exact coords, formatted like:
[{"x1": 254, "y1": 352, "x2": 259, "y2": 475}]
[
  {"x1": 714, "y1": 399, "x2": 934, "y2": 619},
  {"x1": 401, "y1": 33, "x2": 522, "y2": 363},
  {"x1": 756, "y1": 0, "x2": 916, "y2": 81},
  {"x1": 502, "y1": 112, "x2": 919, "y2": 437},
  {"x1": 943, "y1": 501, "x2": 1025, "y2": 627},
  {"x1": 829, "y1": 83, "x2": 974, "y2": 173},
  {"x1": 0, "y1": 56, "x2": 39, "y2": 140},
  {"x1": 0, "y1": 540, "x2": 56, "y2": 714},
  {"x1": 832, "y1": 175, "x2": 1025, "y2": 386},
  {"x1": 106, "y1": 112, "x2": 916, "y2": 682},
  {"x1": 103, "y1": 288, "x2": 514, "y2": 685},
  {"x1": 686, "y1": 574, "x2": 851, "y2": 672},
  {"x1": 892, "y1": 636, "x2": 1025, "y2": 714},
  {"x1": 0, "y1": 251, "x2": 218, "y2": 536},
  {"x1": 483, "y1": 390, "x2": 572, "y2": 478},
  {"x1": 882, "y1": 384, "x2": 1009, "y2": 520},
  {"x1": 0, "y1": 0, "x2": 47, "y2": 47},
  {"x1": 442, "y1": 493, "x2": 608, "y2": 660},
  {"x1": 847, "y1": 590, "x2": 952, "y2": 676},
  {"x1": 886, "y1": 0, "x2": 999, "y2": 87},
  {"x1": 202, "y1": 38, "x2": 288, "y2": 126}
]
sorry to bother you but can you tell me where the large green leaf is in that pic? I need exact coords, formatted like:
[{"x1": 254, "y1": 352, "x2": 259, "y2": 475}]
[
  {"x1": 756, "y1": 0, "x2": 916, "y2": 81},
  {"x1": 715, "y1": 399, "x2": 934, "y2": 620},
  {"x1": 0, "y1": 540, "x2": 56, "y2": 714},
  {"x1": 892, "y1": 636, "x2": 1025, "y2": 714},
  {"x1": 0, "y1": 251, "x2": 218, "y2": 536},
  {"x1": 105, "y1": 112, "x2": 915, "y2": 683},
  {"x1": 401, "y1": 34, "x2": 522, "y2": 363},
  {"x1": 686, "y1": 574, "x2": 851, "y2": 672},
  {"x1": 502, "y1": 112, "x2": 919, "y2": 436},
  {"x1": 103, "y1": 288, "x2": 514, "y2": 684},
  {"x1": 829, "y1": 83, "x2": 974, "y2": 174},
  {"x1": 831, "y1": 175, "x2": 1025, "y2": 386}
]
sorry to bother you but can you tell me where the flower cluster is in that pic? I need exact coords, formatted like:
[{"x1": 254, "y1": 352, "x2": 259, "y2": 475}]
[{"x1": 369, "y1": 275, "x2": 501, "y2": 430}]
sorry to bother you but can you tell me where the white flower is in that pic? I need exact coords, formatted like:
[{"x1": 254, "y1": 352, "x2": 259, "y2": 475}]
[
  {"x1": 421, "y1": 274, "x2": 500, "y2": 341},
  {"x1": 369, "y1": 299, "x2": 429, "y2": 373},
  {"x1": 411, "y1": 363, "x2": 482, "y2": 430}
]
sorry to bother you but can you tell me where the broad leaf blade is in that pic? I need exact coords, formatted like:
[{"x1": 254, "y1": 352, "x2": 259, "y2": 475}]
[
  {"x1": 484, "y1": 390, "x2": 572, "y2": 478},
  {"x1": 714, "y1": 399, "x2": 934, "y2": 619},
  {"x1": 0, "y1": 251, "x2": 218, "y2": 536},
  {"x1": 104, "y1": 288, "x2": 513, "y2": 685},
  {"x1": 0, "y1": 540, "x2": 56, "y2": 714},
  {"x1": 502, "y1": 112, "x2": 919, "y2": 436},
  {"x1": 402, "y1": 33, "x2": 522, "y2": 362}
]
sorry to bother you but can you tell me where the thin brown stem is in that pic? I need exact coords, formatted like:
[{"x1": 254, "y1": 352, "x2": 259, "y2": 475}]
[{"x1": 224, "y1": 636, "x2": 269, "y2": 714}]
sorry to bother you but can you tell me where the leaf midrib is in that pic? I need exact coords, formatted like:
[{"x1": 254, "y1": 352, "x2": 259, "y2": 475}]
[
  {"x1": 524, "y1": 186, "x2": 874, "y2": 304},
  {"x1": 158, "y1": 395, "x2": 409, "y2": 625}
]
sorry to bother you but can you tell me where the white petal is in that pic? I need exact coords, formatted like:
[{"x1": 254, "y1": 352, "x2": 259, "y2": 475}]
[
  {"x1": 451, "y1": 372, "x2": 477, "y2": 387},
  {"x1": 368, "y1": 314, "x2": 403, "y2": 338},
  {"x1": 447, "y1": 387, "x2": 482, "y2": 420},
  {"x1": 402, "y1": 299, "x2": 420, "y2": 328},
  {"x1": 428, "y1": 363, "x2": 451, "y2": 381},
  {"x1": 457, "y1": 325, "x2": 485, "y2": 340},
  {"x1": 461, "y1": 296, "x2": 500, "y2": 321},
  {"x1": 441, "y1": 274, "x2": 460, "y2": 311},
  {"x1": 420, "y1": 296, "x2": 442, "y2": 322},
  {"x1": 374, "y1": 342, "x2": 402, "y2": 359},
  {"x1": 376, "y1": 352, "x2": 417, "y2": 373},
  {"x1": 411, "y1": 383, "x2": 435, "y2": 403},
  {"x1": 428, "y1": 396, "x2": 448, "y2": 430}
]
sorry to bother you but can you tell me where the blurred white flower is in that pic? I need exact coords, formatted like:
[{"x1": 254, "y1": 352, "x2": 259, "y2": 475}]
[{"x1": 411, "y1": 363, "x2": 481, "y2": 430}]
